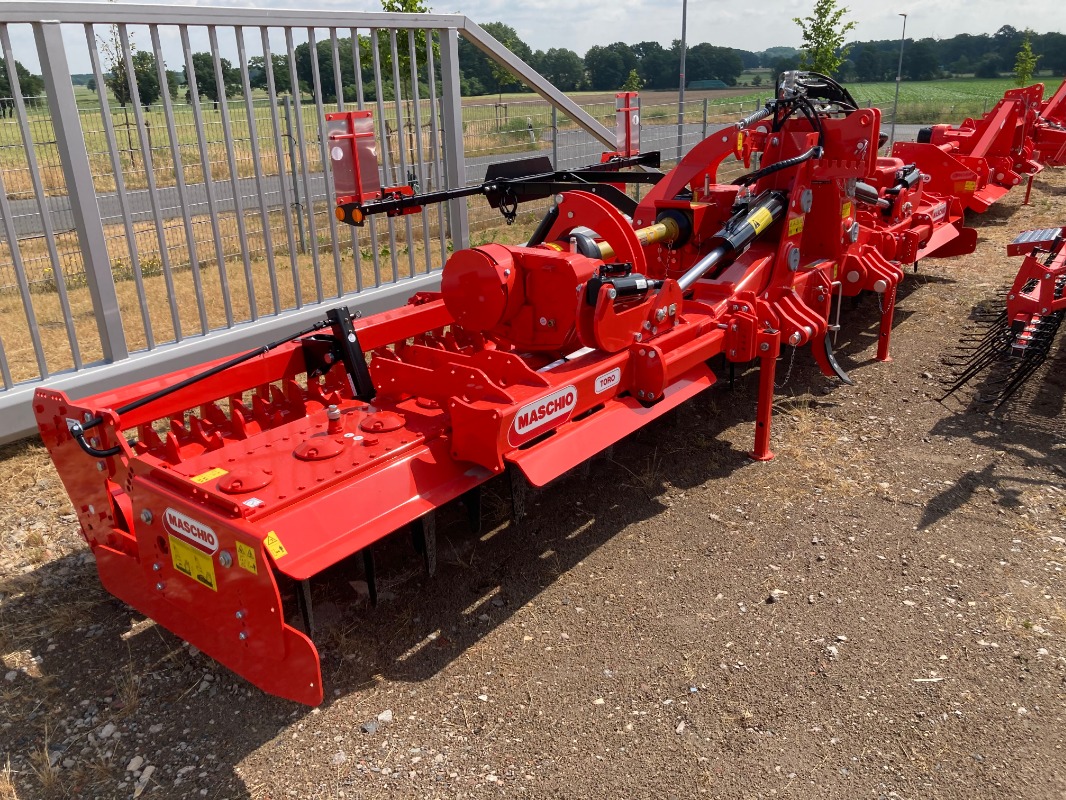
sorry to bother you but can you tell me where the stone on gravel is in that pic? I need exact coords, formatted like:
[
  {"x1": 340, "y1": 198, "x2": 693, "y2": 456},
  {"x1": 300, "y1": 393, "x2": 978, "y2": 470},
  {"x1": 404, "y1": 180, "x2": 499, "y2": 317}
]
[
  {"x1": 99, "y1": 722, "x2": 116, "y2": 738},
  {"x1": 675, "y1": 721, "x2": 685, "y2": 734},
  {"x1": 127, "y1": 755, "x2": 144, "y2": 772},
  {"x1": 133, "y1": 765, "x2": 155, "y2": 798},
  {"x1": 377, "y1": 709, "x2": 393, "y2": 723},
  {"x1": 361, "y1": 720, "x2": 379, "y2": 734},
  {"x1": 3, "y1": 671, "x2": 16, "y2": 682},
  {"x1": 332, "y1": 751, "x2": 347, "y2": 765}
]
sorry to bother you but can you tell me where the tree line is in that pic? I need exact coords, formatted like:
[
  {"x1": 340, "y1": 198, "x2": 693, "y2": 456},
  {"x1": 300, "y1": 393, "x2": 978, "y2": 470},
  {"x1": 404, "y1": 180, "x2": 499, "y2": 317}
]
[{"x1": 7, "y1": 20, "x2": 1065, "y2": 114}]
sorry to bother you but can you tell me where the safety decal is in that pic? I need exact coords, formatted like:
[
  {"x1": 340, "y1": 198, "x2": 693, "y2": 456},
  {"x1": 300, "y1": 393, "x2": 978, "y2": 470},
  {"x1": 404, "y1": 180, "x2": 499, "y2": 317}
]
[
  {"x1": 264, "y1": 531, "x2": 288, "y2": 560},
  {"x1": 236, "y1": 541, "x2": 258, "y2": 575},
  {"x1": 169, "y1": 535, "x2": 217, "y2": 592},
  {"x1": 191, "y1": 467, "x2": 228, "y2": 484}
]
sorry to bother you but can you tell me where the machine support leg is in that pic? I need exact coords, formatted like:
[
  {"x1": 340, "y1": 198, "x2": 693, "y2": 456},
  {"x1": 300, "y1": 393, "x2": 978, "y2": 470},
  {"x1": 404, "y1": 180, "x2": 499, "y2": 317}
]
[
  {"x1": 749, "y1": 332, "x2": 780, "y2": 461},
  {"x1": 877, "y1": 283, "x2": 897, "y2": 362},
  {"x1": 1023, "y1": 174, "x2": 1035, "y2": 206}
]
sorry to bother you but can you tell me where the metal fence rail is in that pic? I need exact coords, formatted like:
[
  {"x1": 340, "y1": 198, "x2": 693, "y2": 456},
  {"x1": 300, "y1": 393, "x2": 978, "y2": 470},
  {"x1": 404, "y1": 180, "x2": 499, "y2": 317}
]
[{"x1": 0, "y1": 3, "x2": 727, "y2": 444}]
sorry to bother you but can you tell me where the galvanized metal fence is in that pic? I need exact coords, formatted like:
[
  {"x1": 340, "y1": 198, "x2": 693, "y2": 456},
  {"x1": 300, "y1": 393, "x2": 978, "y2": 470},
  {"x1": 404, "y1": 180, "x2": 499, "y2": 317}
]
[{"x1": 0, "y1": 3, "x2": 751, "y2": 444}]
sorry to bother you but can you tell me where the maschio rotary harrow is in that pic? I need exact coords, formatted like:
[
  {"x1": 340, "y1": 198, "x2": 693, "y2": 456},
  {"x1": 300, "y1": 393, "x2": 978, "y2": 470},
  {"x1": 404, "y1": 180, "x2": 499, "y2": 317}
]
[
  {"x1": 33, "y1": 73, "x2": 1065, "y2": 704},
  {"x1": 942, "y1": 226, "x2": 1066, "y2": 407}
]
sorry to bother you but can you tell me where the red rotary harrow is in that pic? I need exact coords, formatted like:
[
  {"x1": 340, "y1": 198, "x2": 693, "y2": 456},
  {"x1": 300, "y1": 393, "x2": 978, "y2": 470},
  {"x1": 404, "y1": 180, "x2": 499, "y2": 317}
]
[{"x1": 33, "y1": 73, "x2": 1065, "y2": 704}]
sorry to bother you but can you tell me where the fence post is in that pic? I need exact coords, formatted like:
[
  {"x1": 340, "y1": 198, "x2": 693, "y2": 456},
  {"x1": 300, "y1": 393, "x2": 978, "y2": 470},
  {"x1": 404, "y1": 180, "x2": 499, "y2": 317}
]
[
  {"x1": 702, "y1": 98, "x2": 708, "y2": 140},
  {"x1": 551, "y1": 106, "x2": 559, "y2": 169},
  {"x1": 283, "y1": 95, "x2": 307, "y2": 254},
  {"x1": 33, "y1": 21, "x2": 128, "y2": 363},
  {"x1": 438, "y1": 27, "x2": 469, "y2": 250}
]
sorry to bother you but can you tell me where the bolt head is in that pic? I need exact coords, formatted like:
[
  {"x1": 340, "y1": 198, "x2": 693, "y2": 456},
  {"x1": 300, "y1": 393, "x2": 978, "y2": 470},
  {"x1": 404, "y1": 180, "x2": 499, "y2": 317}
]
[
  {"x1": 239, "y1": 631, "x2": 248, "y2": 641},
  {"x1": 219, "y1": 550, "x2": 233, "y2": 569},
  {"x1": 235, "y1": 610, "x2": 245, "y2": 620},
  {"x1": 155, "y1": 582, "x2": 164, "y2": 591},
  {"x1": 634, "y1": 333, "x2": 642, "y2": 342},
  {"x1": 760, "y1": 342, "x2": 769, "y2": 352},
  {"x1": 96, "y1": 462, "x2": 105, "y2": 471},
  {"x1": 140, "y1": 509, "x2": 153, "y2": 524},
  {"x1": 607, "y1": 288, "x2": 617, "y2": 299},
  {"x1": 152, "y1": 563, "x2": 161, "y2": 572}
]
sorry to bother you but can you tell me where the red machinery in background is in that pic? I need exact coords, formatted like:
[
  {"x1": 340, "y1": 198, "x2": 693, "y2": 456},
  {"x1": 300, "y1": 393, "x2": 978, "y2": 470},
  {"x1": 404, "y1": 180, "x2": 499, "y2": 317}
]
[
  {"x1": 32, "y1": 73, "x2": 1063, "y2": 705},
  {"x1": 943, "y1": 226, "x2": 1066, "y2": 405}
]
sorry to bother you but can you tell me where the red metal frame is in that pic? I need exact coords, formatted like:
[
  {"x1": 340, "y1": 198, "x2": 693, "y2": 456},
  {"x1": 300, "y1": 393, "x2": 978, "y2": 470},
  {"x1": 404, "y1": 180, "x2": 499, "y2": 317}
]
[{"x1": 34, "y1": 79, "x2": 1066, "y2": 706}]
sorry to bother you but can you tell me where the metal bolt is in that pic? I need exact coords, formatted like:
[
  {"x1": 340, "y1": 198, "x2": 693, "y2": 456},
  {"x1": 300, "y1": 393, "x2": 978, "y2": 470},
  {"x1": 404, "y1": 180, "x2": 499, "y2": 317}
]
[
  {"x1": 771, "y1": 137, "x2": 779, "y2": 146},
  {"x1": 235, "y1": 610, "x2": 245, "y2": 620},
  {"x1": 152, "y1": 563, "x2": 161, "y2": 572},
  {"x1": 634, "y1": 333, "x2": 642, "y2": 342},
  {"x1": 155, "y1": 582, "x2": 164, "y2": 591},
  {"x1": 760, "y1": 342, "x2": 770, "y2": 352},
  {"x1": 539, "y1": 316, "x2": 548, "y2": 326},
  {"x1": 608, "y1": 288, "x2": 617, "y2": 299},
  {"x1": 219, "y1": 550, "x2": 233, "y2": 568},
  {"x1": 648, "y1": 350, "x2": 657, "y2": 359},
  {"x1": 96, "y1": 462, "x2": 105, "y2": 472},
  {"x1": 503, "y1": 269, "x2": 511, "y2": 277},
  {"x1": 643, "y1": 321, "x2": 651, "y2": 330},
  {"x1": 239, "y1": 631, "x2": 248, "y2": 641},
  {"x1": 637, "y1": 390, "x2": 646, "y2": 398},
  {"x1": 638, "y1": 349, "x2": 646, "y2": 356},
  {"x1": 141, "y1": 509, "x2": 153, "y2": 524},
  {"x1": 83, "y1": 412, "x2": 93, "y2": 423},
  {"x1": 729, "y1": 349, "x2": 737, "y2": 357},
  {"x1": 655, "y1": 309, "x2": 666, "y2": 323},
  {"x1": 668, "y1": 304, "x2": 677, "y2": 317}
]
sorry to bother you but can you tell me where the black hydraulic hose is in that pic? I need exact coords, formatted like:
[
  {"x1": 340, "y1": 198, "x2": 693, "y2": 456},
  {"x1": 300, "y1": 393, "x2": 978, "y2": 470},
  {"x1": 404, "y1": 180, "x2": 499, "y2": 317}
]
[
  {"x1": 733, "y1": 145, "x2": 822, "y2": 187},
  {"x1": 70, "y1": 317, "x2": 334, "y2": 458}
]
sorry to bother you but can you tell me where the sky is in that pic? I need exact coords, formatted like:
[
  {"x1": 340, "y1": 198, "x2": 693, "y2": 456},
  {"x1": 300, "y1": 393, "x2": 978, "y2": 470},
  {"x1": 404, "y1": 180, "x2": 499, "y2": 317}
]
[{"x1": 6, "y1": 0, "x2": 1065, "y2": 74}]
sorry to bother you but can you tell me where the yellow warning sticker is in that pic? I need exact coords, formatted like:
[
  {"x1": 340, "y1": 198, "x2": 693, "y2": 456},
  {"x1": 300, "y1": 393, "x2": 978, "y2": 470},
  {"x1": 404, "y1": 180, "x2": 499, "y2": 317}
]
[
  {"x1": 191, "y1": 467, "x2": 228, "y2": 485},
  {"x1": 236, "y1": 541, "x2": 258, "y2": 575},
  {"x1": 788, "y1": 216, "x2": 805, "y2": 236},
  {"x1": 841, "y1": 201, "x2": 852, "y2": 219},
  {"x1": 169, "y1": 535, "x2": 217, "y2": 591},
  {"x1": 264, "y1": 530, "x2": 288, "y2": 560},
  {"x1": 748, "y1": 207, "x2": 774, "y2": 234},
  {"x1": 955, "y1": 180, "x2": 977, "y2": 193}
]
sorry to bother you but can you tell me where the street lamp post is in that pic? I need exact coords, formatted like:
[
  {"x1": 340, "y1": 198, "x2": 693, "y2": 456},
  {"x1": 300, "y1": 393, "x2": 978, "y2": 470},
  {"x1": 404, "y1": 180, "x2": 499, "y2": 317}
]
[
  {"x1": 889, "y1": 12, "x2": 908, "y2": 150},
  {"x1": 676, "y1": 0, "x2": 687, "y2": 160}
]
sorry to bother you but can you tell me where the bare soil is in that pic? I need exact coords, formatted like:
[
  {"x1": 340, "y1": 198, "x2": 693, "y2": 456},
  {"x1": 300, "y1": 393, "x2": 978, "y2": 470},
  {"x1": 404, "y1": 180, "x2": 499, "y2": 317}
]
[{"x1": 1, "y1": 169, "x2": 1065, "y2": 800}]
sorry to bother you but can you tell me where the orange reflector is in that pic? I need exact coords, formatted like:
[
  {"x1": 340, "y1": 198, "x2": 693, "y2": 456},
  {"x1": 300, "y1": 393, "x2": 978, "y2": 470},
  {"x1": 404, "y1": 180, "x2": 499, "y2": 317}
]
[{"x1": 335, "y1": 207, "x2": 345, "y2": 221}]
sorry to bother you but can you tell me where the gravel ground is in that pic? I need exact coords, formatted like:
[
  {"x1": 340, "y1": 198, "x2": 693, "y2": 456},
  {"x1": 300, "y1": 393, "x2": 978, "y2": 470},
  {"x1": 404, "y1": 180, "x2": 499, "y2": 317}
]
[{"x1": 1, "y1": 169, "x2": 1065, "y2": 800}]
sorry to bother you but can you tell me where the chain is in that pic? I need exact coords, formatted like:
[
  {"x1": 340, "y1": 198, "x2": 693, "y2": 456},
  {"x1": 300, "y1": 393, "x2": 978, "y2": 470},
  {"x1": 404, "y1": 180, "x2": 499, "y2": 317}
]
[
  {"x1": 774, "y1": 345, "x2": 798, "y2": 389},
  {"x1": 499, "y1": 186, "x2": 519, "y2": 225}
]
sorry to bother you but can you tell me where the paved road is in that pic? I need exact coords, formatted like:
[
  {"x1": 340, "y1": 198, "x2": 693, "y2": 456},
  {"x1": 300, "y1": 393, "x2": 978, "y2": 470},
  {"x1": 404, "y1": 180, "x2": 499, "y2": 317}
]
[{"x1": 5, "y1": 123, "x2": 927, "y2": 240}]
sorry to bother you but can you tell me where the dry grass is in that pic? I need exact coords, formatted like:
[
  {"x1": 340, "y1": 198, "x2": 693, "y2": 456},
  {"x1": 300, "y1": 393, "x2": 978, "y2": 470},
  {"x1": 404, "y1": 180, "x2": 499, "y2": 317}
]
[{"x1": 0, "y1": 757, "x2": 18, "y2": 800}]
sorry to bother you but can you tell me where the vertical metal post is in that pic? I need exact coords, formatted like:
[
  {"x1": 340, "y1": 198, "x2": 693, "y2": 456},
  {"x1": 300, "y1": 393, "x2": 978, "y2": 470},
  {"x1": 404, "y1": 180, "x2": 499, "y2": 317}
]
[
  {"x1": 33, "y1": 21, "x2": 128, "y2": 362},
  {"x1": 702, "y1": 98, "x2": 708, "y2": 140},
  {"x1": 676, "y1": 0, "x2": 687, "y2": 161},
  {"x1": 889, "y1": 13, "x2": 907, "y2": 151},
  {"x1": 551, "y1": 106, "x2": 559, "y2": 169},
  {"x1": 438, "y1": 28, "x2": 469, "y2": 250},
  {"x1": 283, "y1": 95, "x2": 308, "y2": 254}
]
